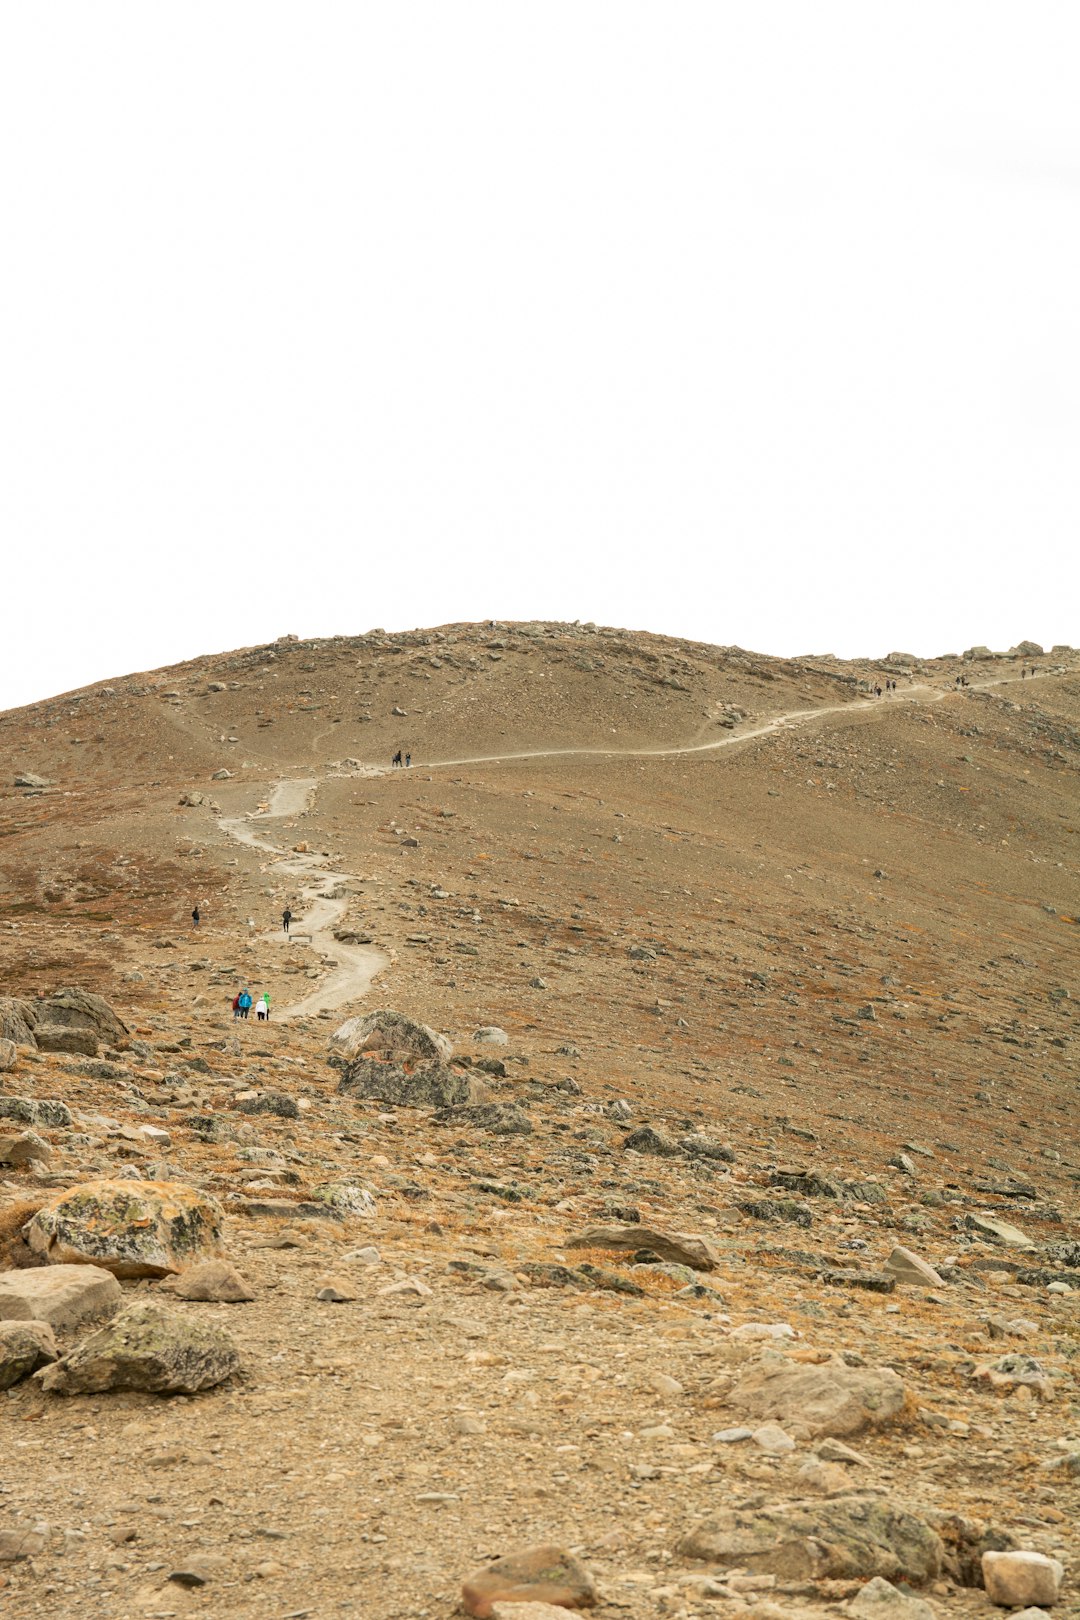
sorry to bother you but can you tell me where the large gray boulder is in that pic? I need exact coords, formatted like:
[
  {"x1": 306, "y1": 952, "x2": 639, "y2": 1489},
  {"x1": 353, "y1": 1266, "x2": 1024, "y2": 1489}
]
[
  {"x1": 26, "y1": 1180, "x2": 226, "y2": 1278},
  {"x1": 37, "y1": 1302, "x2": 240, "y2": 1395},
  {"x1": 337, "y1": 1057, "x2": 477, "y2": 1108},
  {"x1": 678, "y1": 1495, "x2": 944, "y2": 1584},
  {"x1": 329, "y1": 1009, "x2": 451, "y2": 1065},
  {"x1": 31, "y1": 988, "x2": 128, "y2": 1055}
]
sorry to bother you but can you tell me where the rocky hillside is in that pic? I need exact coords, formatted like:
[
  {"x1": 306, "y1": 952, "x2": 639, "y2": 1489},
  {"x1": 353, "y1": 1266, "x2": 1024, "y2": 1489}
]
[{"x1": 0, "y1": 622, "x2": 1077, "y2": 1619}]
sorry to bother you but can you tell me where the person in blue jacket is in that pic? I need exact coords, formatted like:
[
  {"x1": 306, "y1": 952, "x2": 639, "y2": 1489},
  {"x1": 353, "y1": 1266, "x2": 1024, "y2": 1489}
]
[{"x1": 238, "y1": 989, "x2": 253, "y2": 1020}]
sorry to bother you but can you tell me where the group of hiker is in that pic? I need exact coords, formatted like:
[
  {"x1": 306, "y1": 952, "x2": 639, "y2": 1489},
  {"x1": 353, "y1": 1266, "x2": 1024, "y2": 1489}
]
[
  {"x1": 391, "y1": 750, "x2": 412, "y2": 767},
  {"x1": 232, "y1": 988, "x2": 271, "y2": 1021}
]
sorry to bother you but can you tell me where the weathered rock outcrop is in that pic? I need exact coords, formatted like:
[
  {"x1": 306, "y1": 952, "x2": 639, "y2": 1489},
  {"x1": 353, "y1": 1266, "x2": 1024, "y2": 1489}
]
[
  {"x1": 0, "y1": 1322, "x2": 58, "y2": 1389},
  {"x1": 724, "y1": 1357, "x2": 909, "y2": 1439},
  {"x1": 26, "y1": 1180, "x2": 226, "y2": 1278},
  {"x1": 677, "y1": 1495, "x2": 944, "y2": 1583},
  {"x1": 31, "y1": 988, "x2": 129, "y2": 1056}
]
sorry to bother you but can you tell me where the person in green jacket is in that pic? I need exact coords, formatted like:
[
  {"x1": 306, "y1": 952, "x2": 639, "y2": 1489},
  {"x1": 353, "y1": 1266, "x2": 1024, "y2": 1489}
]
[{"x1": 263, "y1": 990, "x2": 271, "y2": 1021}]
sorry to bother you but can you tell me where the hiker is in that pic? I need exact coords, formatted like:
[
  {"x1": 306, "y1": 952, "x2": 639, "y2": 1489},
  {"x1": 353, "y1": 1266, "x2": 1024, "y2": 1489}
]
[
  {"x1": 263, "y1": 989, "x2": 271, "y2": 1021},
  {"x1": 282, "y1": 907, "x2": 292, "y2": 934},
  {"x1": 1022, "y1": 668, "x2": 1027, "y2": 679},
  {"x1": 192, "y1": 905, "x2": 200, "y2": 927},
  {"x1": 405, "y1": 751, "x2": 412, "y2": 767},
  {"x1": 392, "y1": 750, "x2": 402, "y2": 767},
  {"x1": 255, "y1": 995, "x2": 267, "y2": 1022},
  {"x1": 238, "y1": 989, "x2": 252, "y2": 1020},
  {"x1": 232, "y1": 991, "x2": 242, "y2": 1020}
]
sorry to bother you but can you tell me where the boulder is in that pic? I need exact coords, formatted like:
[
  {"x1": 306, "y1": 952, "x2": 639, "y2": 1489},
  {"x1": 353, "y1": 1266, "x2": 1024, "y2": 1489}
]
[
  {"x1": 37, "y1": 1301, "x2": 240, "y2": 1395},
  {"x1": 677, "y1": 1495, "x2": 944, "y2": 1584},
  {"x1": 14, "y1": 772, "x2": 49, "y2": 788},
  {"x1": 337, "y1": 1057, "x2": 477, "y2": 1108},
  {"x1": 0, "y1": 1130, "x2": 51, "y2": 1166},
  {"x1": 329, "y1": 1009, "x2": 451, "y2": 1065},
  {"x1": 982, "y1": 1550, "x2": 1063, "y2": 1607},
  {"x1": 0, "y1": 1264, "x2": 121, "y2": 1330},
  {"x1": 725, "y1": 1358, "x2": 909, "y2": 1439},
  {"x1": 1013, "y1": 641, "x2": 1044, "y2": 658},
  {"x1": 26, "y1": 1180, "x2": 226, "y2": 1277},
  {"x1": 565, "y1": 1223, "x2": 719, "y2": 1272},
  {"x1": 473, "y1": 1026, "x2": 509, "y2": 1046},
  {"x1": 0, "y1": 1038, "x2": 16, "y2": 1072},
  {"x1": 885, "y1": 1246, "x2": 945, "y2": 1288},
  {"x1": 32, "y1": 987, "x2": 128, "y2": 1052},
  {"x1": 0, "y1": 1322, "x2": 58, "y2": 1389},
  {"x1": 623, "y1": 1124, "x2": 680, "y2": 1156},
  {"x1": 33, "y1": 1027, "x2": 99, "y2": 1056},
  {"x1": 172, "y1": 1260, "x2": 255, "y2": 1303},
  {"x1": 0, "y1": 998, "x2": 38, "y2": 1048},
  {"x1": 462, "y1": 1543, "x2": 597, "y2": 1617}
]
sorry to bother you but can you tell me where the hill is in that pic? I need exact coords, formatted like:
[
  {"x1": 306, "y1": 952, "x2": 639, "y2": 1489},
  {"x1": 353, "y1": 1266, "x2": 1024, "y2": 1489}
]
[{"x1": 0, "y1": 622, "x2": 1077, "y2": 1619}]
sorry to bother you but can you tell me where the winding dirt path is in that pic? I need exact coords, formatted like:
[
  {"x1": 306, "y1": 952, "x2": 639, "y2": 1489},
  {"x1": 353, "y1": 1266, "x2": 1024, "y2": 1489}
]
[
  {"x1": 219, "y1": 786, "x2": 389, "y2": 1023},
  {"x1": 218, "y1": 668, "x2": 1050, "y2": 1018}
]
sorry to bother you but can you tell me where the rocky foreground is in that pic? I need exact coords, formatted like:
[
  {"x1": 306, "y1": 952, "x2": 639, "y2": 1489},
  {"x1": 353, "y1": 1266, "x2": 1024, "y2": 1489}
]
[{"x1": 0, "y1": 992, "x2": 1077, "y2": 1619}]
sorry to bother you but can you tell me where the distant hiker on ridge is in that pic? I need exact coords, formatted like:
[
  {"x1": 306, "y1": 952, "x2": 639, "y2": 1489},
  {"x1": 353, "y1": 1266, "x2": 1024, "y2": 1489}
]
[
  {"x1": 238, "y1": 989, "x2": 252, "y2": 1020},
  {"x1": 282, "y1": 907, "x2": 293, "y2": 934},
  {"x1": 192, "y1": 905, "x2": 200, "y2": 927}
]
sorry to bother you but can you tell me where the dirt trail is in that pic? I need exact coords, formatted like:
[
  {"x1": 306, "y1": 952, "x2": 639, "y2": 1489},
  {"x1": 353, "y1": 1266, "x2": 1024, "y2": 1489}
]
[
  {"x1": 219, "y1": 785, "x2": 388, "y2": 1022},
  {"x1": 385, "y1": 673, "x2": 1030, "y2": 775}
]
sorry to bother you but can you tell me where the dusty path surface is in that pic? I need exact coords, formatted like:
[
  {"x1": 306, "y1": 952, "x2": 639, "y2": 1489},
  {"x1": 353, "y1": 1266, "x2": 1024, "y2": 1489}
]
[{"x1": 220, "y1": 785, "x2": 389, "y2": 1022}]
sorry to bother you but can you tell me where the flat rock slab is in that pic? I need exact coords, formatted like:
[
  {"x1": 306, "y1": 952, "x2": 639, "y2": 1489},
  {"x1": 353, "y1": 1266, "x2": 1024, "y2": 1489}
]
[
  {"x1": 0, "y1": 1264, "x2": 121, "y2": 1330},
  {"x1": 965, "y1": 1213, "x2": 1035, "y2": 1249},
  {"x1": 677, "y1": 1494, "x2": 943, "y2": 1583},
  {"x1": 565, "y1": 1223, "x2": 719, "y2": 1272},
  {"x1": 38, "y1": 1301, "x2": 240, "y2": 1395},
  {"x1": 462, "y1": 1543, "x2": 597, "y2": 1617},
  {"x1": 726, "y1": 1358, "x2": 908, "y2": 1439}
]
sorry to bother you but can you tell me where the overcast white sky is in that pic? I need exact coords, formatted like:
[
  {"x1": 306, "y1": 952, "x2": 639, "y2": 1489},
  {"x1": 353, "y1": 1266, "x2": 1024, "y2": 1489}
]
[{"x1": 2, "y1": 3, "x2": 1078, "y2": 710}]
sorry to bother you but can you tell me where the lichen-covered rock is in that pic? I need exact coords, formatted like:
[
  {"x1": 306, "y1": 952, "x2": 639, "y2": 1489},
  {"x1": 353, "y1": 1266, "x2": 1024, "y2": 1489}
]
[
  {"x1": 0, "y1": 1322, "x2": 58, "y2": 1389},
  {"x1": 0, "y1": 1038, "x2": 16, "y2": 1072},
  {"x1": 329, "y1": 1009, "x2": 452, "y2": 1065},
  {"x1": 308, "y1": 1182, "x2": 376, "y2": 1218},
  {"x1": 677, "y1": 1495, "x2": 944, "y2": 1583},
  {"x1": 37, "y1": 1302, "x2": 240, "y2": 1395},
  {"x1": 0, "y1": 1098, "x2": 72, "y2": 1128},
  {"x1": 337, "y1": 1056, "x2": 477, "y2": 1108},
  {"x1": 725, "y1": 1357, "x2": 909, "y2": 1439},
  {"x1": 26, "y1": 1180, "x2": 226, "y2": 1278}
]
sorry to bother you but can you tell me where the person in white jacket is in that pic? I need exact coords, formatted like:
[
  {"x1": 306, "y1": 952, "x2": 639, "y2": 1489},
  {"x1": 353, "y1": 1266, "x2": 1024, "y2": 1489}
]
[{"x1": 254, "y1": 997, "x2": 268, "y2": 1022}]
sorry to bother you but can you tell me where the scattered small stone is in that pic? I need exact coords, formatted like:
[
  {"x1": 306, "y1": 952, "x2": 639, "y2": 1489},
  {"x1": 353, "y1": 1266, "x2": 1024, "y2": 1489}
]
[{"x1": 172, "y1": 1260, "x2": 255, "y2": 1303}]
